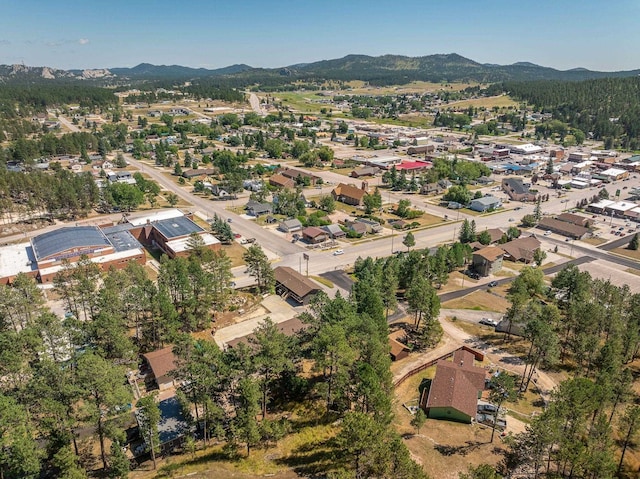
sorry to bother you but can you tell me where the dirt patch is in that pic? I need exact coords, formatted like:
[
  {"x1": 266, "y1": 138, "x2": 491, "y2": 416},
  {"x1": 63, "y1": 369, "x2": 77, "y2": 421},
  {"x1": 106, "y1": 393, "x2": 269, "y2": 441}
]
[
  {"x1": 393, "y1": 372, "x2": 507, "y2": 479},
  {"x1": 442, "y1": 290, "x2": 510, "y2": 313},
  {"x1": 612, "y1": 246, "x2": 640, "y2": 260}
]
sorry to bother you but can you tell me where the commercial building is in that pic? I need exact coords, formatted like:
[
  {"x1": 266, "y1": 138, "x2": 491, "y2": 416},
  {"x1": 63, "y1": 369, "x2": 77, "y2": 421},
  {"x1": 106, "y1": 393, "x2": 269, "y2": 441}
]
[{"x1": 274, "y1": 266, "x2": 321, "y2": 304}]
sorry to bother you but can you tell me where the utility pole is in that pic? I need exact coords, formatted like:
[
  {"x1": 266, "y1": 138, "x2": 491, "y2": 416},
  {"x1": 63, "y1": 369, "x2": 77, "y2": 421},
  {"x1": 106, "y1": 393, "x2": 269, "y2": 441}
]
[{"x1": 303, "y1": 253, "x2": 309, "y2": 277}]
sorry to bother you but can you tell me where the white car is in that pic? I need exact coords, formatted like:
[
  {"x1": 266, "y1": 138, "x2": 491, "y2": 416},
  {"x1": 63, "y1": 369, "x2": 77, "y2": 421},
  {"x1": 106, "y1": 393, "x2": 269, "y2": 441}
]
[{"x1": 333, "y1": 249, "x2": 344, "y2": 256}]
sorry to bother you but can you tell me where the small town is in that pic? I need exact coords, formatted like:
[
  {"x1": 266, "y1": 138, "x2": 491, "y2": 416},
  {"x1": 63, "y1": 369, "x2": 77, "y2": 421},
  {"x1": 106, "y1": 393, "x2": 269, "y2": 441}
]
[{"x1": 2, "y1": 2, "x2": 640, "y2": 479}]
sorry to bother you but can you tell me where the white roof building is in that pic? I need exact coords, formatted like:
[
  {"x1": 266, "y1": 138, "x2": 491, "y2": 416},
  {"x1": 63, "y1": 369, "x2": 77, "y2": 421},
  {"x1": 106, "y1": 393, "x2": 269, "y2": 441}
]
[
  {"x1": 127, "y1": 209, "x2": 184, "y2": 226},
  {"x1": 601, "y1": 168, "x2": 627, "y2": 178},
  {"x1": 608, "y1": 201, "x2": 637, "y2": 213}
]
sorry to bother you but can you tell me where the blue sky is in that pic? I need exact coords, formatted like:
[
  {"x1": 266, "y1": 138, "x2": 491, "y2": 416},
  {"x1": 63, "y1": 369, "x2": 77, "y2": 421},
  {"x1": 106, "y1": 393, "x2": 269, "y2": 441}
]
[{"x1": 1, "y1": 0, "x2": 638, "y2": 71}]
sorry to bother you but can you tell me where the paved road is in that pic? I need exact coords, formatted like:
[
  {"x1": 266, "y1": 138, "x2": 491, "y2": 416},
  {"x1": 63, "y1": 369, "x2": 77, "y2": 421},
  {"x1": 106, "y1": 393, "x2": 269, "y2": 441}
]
[
  {"x1": 437, "y1": 255, "x2": 596, "y2": 303},
  {"x1": 319, "y1": 270, "x2": 354, "y2": 292},
  {"x1": 51, "y1": 113, "x2": 80, "y2": 133},
  {"x1": 598, "y1": 234, "x2": 633, "y2": 251},
  {"x1": 248, "y1": 93, "x2": 266, "y2": 116},
  {"x1": 544, "y1": 235, "x2": 639, "y2": 270},
  {"x1": 125, "y1": 156, "x2": 303, "y2": 258}
]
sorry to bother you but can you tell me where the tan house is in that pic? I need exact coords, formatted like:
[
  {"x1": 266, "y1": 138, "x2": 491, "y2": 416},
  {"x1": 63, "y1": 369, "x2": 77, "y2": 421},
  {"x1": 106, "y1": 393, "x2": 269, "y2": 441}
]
[
  {"x1": 332, "y1": 183, "x2": 368, "y2": 206},
  {"x1": 501, "y1": 236, "x2": 541, "y2": 263},
  {"x1": 472, "y1": 246, "x2": 505, "y2": 277}
]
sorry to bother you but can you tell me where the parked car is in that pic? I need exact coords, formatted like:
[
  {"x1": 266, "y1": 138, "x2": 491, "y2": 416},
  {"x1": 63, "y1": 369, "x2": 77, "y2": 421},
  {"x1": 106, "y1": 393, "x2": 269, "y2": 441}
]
[
  {"x1": 544, "y1": 230, "x2": 552, "y2": 236},
  {"x1": 479, "y1": 318, "x2": 498, "y2": 327},
  {"x1": 333, "y1": 249, "x2": 344, "y2": 256},
  {"x1": 246, "y1": 238, "x2": 256, "y2": 243}
]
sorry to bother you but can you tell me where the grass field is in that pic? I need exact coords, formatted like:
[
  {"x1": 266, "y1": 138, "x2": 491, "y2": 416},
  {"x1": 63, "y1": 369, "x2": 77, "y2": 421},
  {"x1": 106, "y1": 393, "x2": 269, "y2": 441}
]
[
  {"x1": 446, "y1": 95, "x2": 518, "y2": 109},
  {"x1": 442, "y1": 290, "x2": 511, "y2": 313}
]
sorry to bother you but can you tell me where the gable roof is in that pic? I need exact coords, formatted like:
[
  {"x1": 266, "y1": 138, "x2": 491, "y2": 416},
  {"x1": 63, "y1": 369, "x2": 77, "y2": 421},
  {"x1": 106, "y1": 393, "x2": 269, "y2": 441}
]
[
  {"x1": 502, "y1": 177, "x2": 530, "y2": 195},
  {"x1": 486, "y1": 228, "x2": 505, "y2": 243},
  {"x1": 142, "y1": 346, "x2": 178, "y2": 384},
  {"x1": 473, "y1": 246, "x2": 505, "y2": 262},
  {"x1": 274, "y1": 266, "x2": 321, "y2": 299},
  {"x1": 556, "y1": 212, "x2": 591, "y2": 227},
  {"x1": 269, "y1": 173, "x2": 295, "y2": 188},
  {"x1": 538, "y1": 218, "x2": 590, "y2": 238},
  {"x1": 332, "y1": 183, "x2": 367, "y2": 201},
  {"x1": 501, "y1": 235, "x2": 541, "y2": 262},
  {"x1": 426, "y1": 349, "x2": 486, "y2": 419},
  {"x1": 226, "y1": 317, "x2": 307, "y2": 349},
  {"x1": 302, "y1": 226, "x2": 327, "y2": 238}
]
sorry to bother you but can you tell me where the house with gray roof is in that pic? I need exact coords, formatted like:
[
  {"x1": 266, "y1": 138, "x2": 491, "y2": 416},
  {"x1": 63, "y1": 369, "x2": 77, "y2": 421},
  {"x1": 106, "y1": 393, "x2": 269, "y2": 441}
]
[
  {"x1": 469, "y1": 196, "x2": 502, "y2": 212},
  {"x1": 502, "y1": 178, "x2": 537, "y2": 202},
  {"x1": 278, "y1": 218, "x2": 303, "y2": 233}
]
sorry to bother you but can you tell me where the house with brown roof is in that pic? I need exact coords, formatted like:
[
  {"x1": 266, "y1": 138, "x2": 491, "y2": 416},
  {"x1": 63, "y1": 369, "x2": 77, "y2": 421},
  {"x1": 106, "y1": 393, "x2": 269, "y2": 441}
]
[
  {"x1": 301, "y1": 226, "x2": 328, "y2": 244},
  {"x1": 226, "y1": 317, "x2": 307, "y2": 349},
  {"x1": 485, "y1": 228, "x2": 505, "y2": 244},
  {"x1": 274, "y1": 266, "x2": 322, "y2": 304},
  {"x1": 350, "y1": 166, "x2": 379, "y2": 178},
  {"x1": 389, "y1": 330, "x2": 410, "y2": 361},
  {"x1": 501, "y1": 236, "x2": 541, "y2": 263},
  {"x1": 556, "y1": 212, "x2": 593, "y2": 228},
  {"x1": 332, "y1": 183, "x2": 368, "y2": 206},
  {"x1": 420, "y1": 349, "x2": 486, "y2": 423},
  {"x1": 472, "y1": 246, "x2": 505, "y2": 277},
  {"x1": 269, "y1": 173, "x2": 295, "y2": 189},
  {"x1": 537, "y1": 218, "x2": 590, "y2": 240},
  {"x1": 142, "y1": 346, "x2": 179, "y2": 391},
  {"x1": 278, "y1": 168, "x2": 320, "y2": 185}
]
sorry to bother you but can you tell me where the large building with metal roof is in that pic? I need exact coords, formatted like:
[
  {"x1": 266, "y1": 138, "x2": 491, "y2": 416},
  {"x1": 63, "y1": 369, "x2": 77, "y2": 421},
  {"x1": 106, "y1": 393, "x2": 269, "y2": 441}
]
[{"x1": 0, "y1": 209, "x2": 221, "y2": 284}]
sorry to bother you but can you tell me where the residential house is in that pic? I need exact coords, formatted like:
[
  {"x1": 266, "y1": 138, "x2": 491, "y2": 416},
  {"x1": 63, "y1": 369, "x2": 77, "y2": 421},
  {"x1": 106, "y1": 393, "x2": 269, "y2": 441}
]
[
  {"x1": 226, "y1": 317, "x2": 307, "y2": 349},
  {"x1": 502, "y1": 178, "x2": 537, "y2": 202},
  {"x1": 274, "y1": 266, "x2": 321, "y2": 304},
  {"x1": 279, "y1": 168, "x2": 320, "y2": 186},
  {"x1": 245, "y1": 200, "x2": 273, "y2": 217},
  {"x1": 332, "y1": 183, "x2": 368, "y2": 206},
  {"x1": 350, "y1": 166, "x2": 379, "y2": 178},
  {"x1": 485, "y1": 228, "x2": 505, "y2": 244},
  {"x1": 355, "y1": 218, "x2": 383, "y2": 233},
  {"x1": 347, "y1": 222, "x2": 368, "y2": 236},
  {"x1": 269, "y1": 173, "x2": 296, "y2": 189},
  {"x1": 182, "y1": 168, "x2": 216, "y2": 179},
  {"x1": 278, "y1": 218, "x2": 303, "y2": 233},
  {"x1": 302, "y1": 226, "x2": 328, "y2": 244},
  {"x1": 472, "y1": 246, "x2": 505, "y2": 277},
  {"x1": 420, "y1": 349, "x2": 486, "y2": 424},
  {"x1": 209, "y1": 184, "x2": 230, "y2": 198},
  {"x1": 420, "y1": 183, "x2": 443, "y2": 196},
  {"x1": 469, "y1": 196, "x2": 502, "y2": 212},
  {"x1": 389, "y1": 331, "x2": 410, "y2": 361},
  {"x1": 501, "y1": 236, "x2": 541, "y2": 263},
  {"x1": 322, "y1": 224, "x2": 346, "y2": 239},
  {"x1": 142, "y1": 346, "x2": 179, "y2": 391}
]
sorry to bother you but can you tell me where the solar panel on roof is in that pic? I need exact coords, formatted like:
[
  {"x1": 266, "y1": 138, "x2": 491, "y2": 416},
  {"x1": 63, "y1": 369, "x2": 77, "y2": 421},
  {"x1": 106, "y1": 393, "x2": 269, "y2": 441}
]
[{"x1": 31, "y1": 226, "x2": 112, "y2": 261}]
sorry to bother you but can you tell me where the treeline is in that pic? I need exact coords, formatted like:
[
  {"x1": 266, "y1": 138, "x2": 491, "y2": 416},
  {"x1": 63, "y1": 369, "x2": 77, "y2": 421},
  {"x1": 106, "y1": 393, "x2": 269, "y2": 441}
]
[
  {"x1": 0, "y1": 125, "x2": 129, "y2": 163},
  {"x1": 0, "y1": 168, "x2": 99, "y2": 221},
  {"x1": 0, "y1": 245, "x2": 236, "y2": 477},
  {"x1": 488, "y1": 77, "x2": 640, "y2": 149},
  {"x1": 0, "y1": 240, "x2": 428, "y2": 478},
  {"x1": 500, "y1": 264, "x2": 640, "y2": 478},
  {"x1": 0, "y1": 84, "x2": 117, "y2": 114}
]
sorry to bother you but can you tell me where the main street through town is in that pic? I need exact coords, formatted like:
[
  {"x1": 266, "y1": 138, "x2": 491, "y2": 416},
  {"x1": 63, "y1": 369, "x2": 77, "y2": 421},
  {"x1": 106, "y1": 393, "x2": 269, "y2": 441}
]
[{"x1": 124, "y1": 155, "x2": 640, "y2": 291}]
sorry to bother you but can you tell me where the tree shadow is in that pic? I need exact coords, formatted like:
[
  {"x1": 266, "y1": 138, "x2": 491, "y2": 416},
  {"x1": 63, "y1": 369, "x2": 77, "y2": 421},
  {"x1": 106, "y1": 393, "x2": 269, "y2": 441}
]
[
  {"x1": 434, "y1": 440, "x2": 484, "y2": 457},
  {"x1": 274, "y1": 436, "x2": 342, "y2": 476}
]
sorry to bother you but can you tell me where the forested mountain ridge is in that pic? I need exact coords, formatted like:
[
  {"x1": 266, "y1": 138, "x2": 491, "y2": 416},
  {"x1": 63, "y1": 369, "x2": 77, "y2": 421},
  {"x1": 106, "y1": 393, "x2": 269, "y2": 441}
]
[{"x1": 1, "y1": 53, "x2": 639, "y2": 86}]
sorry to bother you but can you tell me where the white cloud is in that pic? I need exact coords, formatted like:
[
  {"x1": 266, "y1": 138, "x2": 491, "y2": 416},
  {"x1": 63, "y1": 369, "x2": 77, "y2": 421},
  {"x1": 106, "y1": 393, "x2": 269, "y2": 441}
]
[{"x1": 78, "y1": 38, "x2": 89, "y2": 45}]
